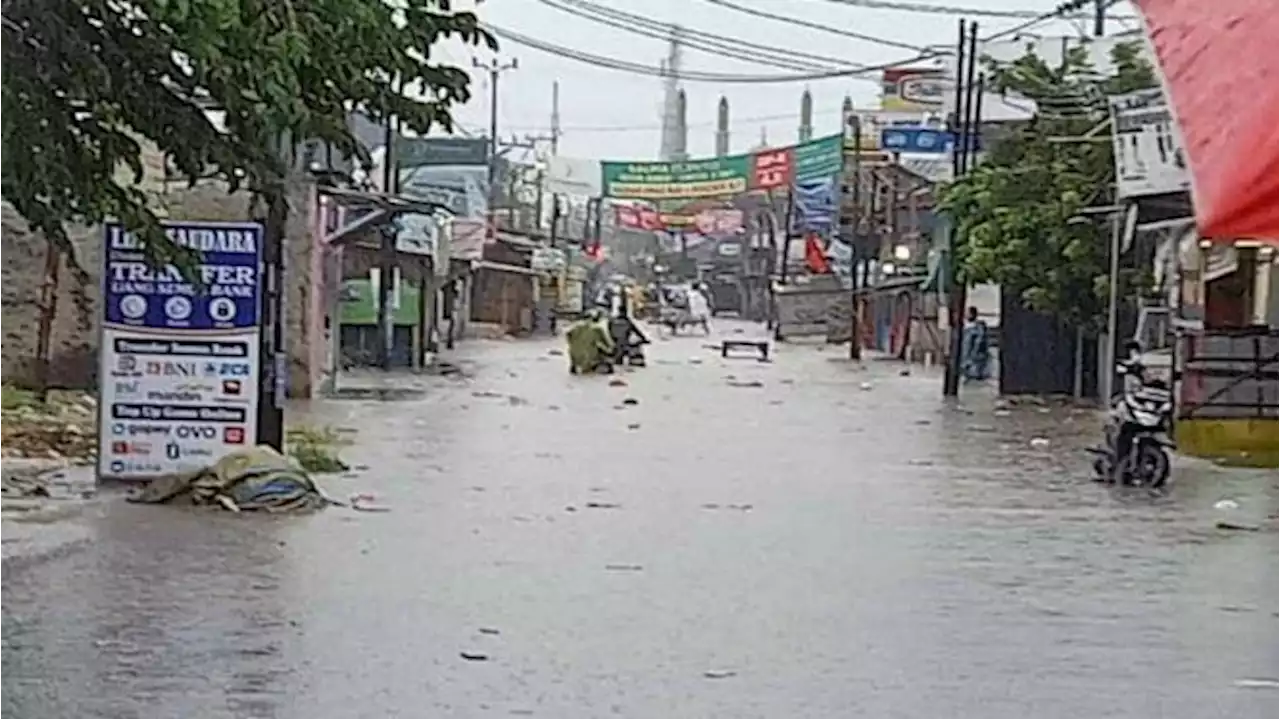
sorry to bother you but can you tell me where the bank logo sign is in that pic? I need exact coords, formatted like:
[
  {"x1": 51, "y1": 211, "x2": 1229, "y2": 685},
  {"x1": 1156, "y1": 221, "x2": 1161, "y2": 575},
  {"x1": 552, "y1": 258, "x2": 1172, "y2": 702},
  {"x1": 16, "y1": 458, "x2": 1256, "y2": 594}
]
[{"x1": 96, "y1": 220, "x2": 264, "y2": 480}]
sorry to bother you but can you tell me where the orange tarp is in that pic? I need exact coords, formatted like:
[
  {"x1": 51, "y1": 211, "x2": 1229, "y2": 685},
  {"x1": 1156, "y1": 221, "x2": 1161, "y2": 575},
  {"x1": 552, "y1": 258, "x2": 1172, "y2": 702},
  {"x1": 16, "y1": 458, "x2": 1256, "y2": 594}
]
[{"x1": 1136, "y1": 0, "x2": 1278, "y2": 241}]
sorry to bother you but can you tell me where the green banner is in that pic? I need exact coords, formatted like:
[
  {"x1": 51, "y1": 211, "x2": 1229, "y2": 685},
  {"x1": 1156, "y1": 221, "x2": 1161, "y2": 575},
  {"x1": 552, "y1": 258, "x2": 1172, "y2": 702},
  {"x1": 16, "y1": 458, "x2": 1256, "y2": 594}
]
[
  {"x1": 794, "y1": 134, "x2": 843, "y2": 183},
  {"x1": 602, "y1": 156, "x2": 750, "y2": 200},
  {"x1": 601, "y1": 134, "x2": 843, "y2": 201}
]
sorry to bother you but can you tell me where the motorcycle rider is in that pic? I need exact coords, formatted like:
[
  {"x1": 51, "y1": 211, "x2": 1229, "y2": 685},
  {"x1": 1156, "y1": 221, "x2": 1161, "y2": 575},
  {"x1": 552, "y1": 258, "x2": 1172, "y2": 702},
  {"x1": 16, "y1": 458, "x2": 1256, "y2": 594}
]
[
  {"x1": 608, "y1": 293, "x2": 650, "y2": 366},
  {"x1": 1111, "y1": 339, "x2": 1146, "y2": 481}
]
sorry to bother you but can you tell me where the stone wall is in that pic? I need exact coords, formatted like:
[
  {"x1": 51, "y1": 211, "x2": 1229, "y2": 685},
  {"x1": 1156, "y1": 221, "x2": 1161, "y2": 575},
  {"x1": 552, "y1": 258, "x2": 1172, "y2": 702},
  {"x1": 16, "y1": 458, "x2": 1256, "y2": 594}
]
[{"x1": 1, "y1": 178, "x2": 321, "y2": 397}]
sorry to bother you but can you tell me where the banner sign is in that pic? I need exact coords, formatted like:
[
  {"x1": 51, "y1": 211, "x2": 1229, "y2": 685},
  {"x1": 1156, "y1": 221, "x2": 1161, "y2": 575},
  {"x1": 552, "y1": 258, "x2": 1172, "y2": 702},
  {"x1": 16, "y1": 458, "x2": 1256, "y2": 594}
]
[
  {"x1": 1108, "y1": 88, "x2": 1191, "y2": 199},
  {"x1": 792, "y1": 177, "x2": 838, "y2": 233},
  {"x1": 602, "y1": 156, "x2": 750, "y2": 200},
  {"x1": 881, "y1": 67, "x2": 949, "y2": 112},
  {"x1": 602, "y1": 134, "x2": 845, "y2": 201},
  {"x1": 615, "y1": 202, "x2": 664, "y2": 230},
  {"x1": 880, "y1": 127, "x2": 954, "y2": 154},
  {"x1": 694, "y1": 208, "x2": 745, "y2": 235},
  {"x1": 98, "y1": 221, "x2": 263, "y2": 480}
]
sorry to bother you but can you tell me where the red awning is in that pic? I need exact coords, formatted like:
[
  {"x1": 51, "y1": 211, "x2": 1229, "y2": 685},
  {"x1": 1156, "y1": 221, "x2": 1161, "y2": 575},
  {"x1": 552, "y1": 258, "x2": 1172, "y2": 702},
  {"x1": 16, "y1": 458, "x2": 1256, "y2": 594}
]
[{"x1": 1136, "y1": 0, "x2": 1278, "y2": 241}]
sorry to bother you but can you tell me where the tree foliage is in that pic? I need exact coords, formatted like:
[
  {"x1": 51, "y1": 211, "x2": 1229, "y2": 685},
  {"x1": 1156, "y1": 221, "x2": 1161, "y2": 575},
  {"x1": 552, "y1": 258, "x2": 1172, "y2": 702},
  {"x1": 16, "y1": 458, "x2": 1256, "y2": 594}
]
[
  {"x1": 1, "y1": 0, "x2": 495, "y2": 265},
  {"x1": 939, "y1": 42, "x2": 1156, "y2": 329}
]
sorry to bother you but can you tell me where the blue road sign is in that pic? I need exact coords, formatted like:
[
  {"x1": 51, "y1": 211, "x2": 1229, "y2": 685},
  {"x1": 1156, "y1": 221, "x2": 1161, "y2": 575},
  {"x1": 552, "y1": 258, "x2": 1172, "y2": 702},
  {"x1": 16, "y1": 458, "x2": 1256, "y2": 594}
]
[{"x1": 880, "y1": 127, "x2": 954, "y2": 155}]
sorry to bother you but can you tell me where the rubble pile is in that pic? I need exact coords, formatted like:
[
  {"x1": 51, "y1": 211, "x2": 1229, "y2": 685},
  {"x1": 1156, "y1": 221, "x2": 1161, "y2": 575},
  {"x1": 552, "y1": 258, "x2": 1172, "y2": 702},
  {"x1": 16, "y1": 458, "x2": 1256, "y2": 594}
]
[
  {"x1": 129, "y1": 446, "x2": 334, "y2": 513},
  {"x1": 1, "y1": 390, "x2": 97, "y2": 461}
]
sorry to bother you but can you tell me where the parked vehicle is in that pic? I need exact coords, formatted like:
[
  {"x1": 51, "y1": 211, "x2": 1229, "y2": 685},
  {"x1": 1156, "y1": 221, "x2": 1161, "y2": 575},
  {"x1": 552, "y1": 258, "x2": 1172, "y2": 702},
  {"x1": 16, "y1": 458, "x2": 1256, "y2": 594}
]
[{"x1": 1087, "y1": 357, "x2": 1175, "y2": 488}]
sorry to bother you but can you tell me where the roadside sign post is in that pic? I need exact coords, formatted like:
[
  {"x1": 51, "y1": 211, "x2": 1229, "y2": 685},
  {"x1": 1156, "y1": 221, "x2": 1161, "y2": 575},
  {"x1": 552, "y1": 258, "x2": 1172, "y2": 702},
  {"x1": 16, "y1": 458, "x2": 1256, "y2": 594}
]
[{"x1": 97, "y1": 221, "x2": 264, "y2": 481}]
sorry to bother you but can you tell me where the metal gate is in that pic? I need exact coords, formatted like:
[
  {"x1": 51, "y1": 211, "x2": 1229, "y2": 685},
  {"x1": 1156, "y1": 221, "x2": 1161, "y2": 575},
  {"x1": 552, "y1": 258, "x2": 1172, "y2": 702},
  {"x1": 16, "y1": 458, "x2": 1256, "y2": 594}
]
[{"x1": 1176, "y1": 328, "x2": 1279, "y2": 420}]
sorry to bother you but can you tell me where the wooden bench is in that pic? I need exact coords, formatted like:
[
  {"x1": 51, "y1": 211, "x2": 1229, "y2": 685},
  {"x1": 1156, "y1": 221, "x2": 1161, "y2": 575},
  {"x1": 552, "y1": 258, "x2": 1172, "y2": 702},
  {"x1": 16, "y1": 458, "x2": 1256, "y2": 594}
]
[{"x1": 721, "y1": 339, "x2": 770, "y2": 361}]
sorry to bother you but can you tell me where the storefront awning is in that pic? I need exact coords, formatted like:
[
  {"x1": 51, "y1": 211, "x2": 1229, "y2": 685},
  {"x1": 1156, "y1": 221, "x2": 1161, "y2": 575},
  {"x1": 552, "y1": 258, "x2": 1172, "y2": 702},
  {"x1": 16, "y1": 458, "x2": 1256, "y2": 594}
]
[{"x1": 1136, "y1": 0, "x2": 1278, "y2": 241}]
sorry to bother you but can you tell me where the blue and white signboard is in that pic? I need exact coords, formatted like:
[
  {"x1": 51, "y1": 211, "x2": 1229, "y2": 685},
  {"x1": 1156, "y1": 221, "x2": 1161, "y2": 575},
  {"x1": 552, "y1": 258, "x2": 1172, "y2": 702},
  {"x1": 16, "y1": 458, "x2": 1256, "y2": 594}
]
[
  {"x1": 879, "y1": 127, "x2": 954, "y2": 154},
  {"x1": 97, "y1": 221, "x2": 263, "y2": 479}
]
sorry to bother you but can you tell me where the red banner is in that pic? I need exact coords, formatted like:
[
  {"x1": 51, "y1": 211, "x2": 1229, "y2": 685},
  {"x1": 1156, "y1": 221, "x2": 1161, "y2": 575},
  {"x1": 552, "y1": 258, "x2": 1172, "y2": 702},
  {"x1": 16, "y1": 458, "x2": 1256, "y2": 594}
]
[
  {"x1": 1136, "y1": 0, "x2": 1277, "y2": 240},
  {"x1": 614, "y1": 202, "x2": 664, "y2": 231},
  {"x1": 750, "y1": 147, "x2": 795, "y2": 191}
]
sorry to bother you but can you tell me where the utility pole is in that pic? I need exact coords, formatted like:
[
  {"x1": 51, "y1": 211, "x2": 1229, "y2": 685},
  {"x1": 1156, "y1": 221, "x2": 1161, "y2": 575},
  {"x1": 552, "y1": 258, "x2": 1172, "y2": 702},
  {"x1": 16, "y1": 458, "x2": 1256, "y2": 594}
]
[
  {"x1": 550, "y1": 81, "x2": 561, "y2": 156},
  {"x1": 1093, "y1": 0, "x2": 1106, "y2": 36},
  {"x1": 847, "y1": 112, "x2": 863, "y2": 361},
  {"x1": 376, "y1": 90, "x2": 400, "y2": 371},
  {"x1": 943, "y1": 20, "x2": 979, "y2": 396},
  {"x1": 473, "y1": 56, "x2": 519, "y2": 212}
]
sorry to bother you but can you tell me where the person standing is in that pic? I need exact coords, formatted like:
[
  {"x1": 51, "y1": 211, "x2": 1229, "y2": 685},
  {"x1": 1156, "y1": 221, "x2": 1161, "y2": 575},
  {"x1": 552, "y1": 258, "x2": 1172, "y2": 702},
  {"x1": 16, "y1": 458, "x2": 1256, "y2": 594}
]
[{"x1": 960, "y1": 306, "x2": 991, "y2": 382}]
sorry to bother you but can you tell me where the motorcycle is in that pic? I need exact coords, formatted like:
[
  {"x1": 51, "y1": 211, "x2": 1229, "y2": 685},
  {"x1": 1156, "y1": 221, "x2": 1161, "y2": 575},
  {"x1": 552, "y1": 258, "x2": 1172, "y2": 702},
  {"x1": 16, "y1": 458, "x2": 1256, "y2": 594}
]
[
  {"x1": 1087, "y1": 359, "x2": 1175, "y2": 488},
  {"x1": 608, "y1": 315, "x2": 650, "y2": 368}
]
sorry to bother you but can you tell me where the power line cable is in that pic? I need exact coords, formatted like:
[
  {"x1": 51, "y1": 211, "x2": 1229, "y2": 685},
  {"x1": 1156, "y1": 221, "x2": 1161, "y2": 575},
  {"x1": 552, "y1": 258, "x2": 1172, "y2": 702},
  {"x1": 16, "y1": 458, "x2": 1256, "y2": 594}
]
[
  {"x1": 485, "y1": 23, "x2": 942, "y2": 82},
  {"x1": 696, "y1": 0, "x2": 929, "y2": 52},
  {"x1": 485, "y1": 0, "x2": 1114, "y2": 85},
  {"x1": 813, "y1": 0, "x2": 1134, "y2": 21},
  {"x1": 545, "y1": 0, "x2": 866, "y2": 69},
  {"x1": 484, "y1": 108, "x2": 849, "y2": 134},
  {"x1": 531, "y1": 0, "x2": 839, "y2": 72}
]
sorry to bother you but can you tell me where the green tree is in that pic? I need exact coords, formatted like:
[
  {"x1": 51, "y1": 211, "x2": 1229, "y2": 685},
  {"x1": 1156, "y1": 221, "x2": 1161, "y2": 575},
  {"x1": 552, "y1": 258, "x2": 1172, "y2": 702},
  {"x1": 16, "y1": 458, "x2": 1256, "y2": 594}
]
[
  {"x1": 2, "y1": 0, "x2": 494, "y2": 264},
  {"x1": 940, "y1": 42, "x2": 1156, "y2": 330}
]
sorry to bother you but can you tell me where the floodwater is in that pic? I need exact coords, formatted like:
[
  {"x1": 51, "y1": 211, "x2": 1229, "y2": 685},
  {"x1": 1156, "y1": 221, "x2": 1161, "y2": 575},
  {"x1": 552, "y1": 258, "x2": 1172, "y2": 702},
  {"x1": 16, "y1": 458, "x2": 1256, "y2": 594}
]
[{"x1": 4, "y1": 324, "x2": 1277, "y2": 718}]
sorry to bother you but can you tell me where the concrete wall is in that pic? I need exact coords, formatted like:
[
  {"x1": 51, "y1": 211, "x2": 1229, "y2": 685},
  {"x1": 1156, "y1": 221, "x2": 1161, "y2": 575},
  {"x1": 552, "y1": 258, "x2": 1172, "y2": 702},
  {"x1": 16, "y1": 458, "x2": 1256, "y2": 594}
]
[{"x1": 1, "y1": 172, "x2": 324, "y2": 397}]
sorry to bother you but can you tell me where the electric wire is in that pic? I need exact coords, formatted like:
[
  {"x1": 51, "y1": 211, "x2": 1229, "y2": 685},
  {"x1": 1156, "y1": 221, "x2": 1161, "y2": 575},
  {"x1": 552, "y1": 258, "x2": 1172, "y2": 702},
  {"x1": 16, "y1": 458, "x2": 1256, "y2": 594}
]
[
  {"x1": 484, "y1": 23, "x2": 943, "y2": 82},
  {"x1": 812, "y1": 0, "x2": 1134, "y2": 21},
  {"x1": 696, "y1": 0, "x2": 929, "y2": 52},
  {"x1": 487, "y1": 0, "x2": 1122, "y2": 84},
  {"x1": 541, "y1": 0, "x2": 867, "y2": 69},
  {"x1": 531, "y1": 0, "x2": 841, "y2": 72}
]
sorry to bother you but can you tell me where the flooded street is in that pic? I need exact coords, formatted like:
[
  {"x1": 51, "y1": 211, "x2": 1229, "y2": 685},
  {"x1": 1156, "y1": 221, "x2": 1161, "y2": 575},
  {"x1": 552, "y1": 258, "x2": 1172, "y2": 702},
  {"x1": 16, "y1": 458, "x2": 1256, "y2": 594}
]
[{"x1": 4, "y1": 325, "x2": 1277, "y2": 718}]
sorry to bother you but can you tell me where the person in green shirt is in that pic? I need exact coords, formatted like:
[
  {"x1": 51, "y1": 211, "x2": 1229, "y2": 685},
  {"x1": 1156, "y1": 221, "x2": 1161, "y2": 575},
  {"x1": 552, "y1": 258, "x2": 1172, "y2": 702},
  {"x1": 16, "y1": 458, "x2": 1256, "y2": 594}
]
[{"x1": 566, "y1": 309, "x2": 615, "y2": 374}]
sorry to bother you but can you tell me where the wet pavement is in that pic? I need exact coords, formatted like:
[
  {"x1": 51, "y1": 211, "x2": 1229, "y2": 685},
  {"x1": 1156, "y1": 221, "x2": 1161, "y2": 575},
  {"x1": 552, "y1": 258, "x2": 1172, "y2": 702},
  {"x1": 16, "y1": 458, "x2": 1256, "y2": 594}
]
[{"x1": 4, "y1": 322, "x2": 1277, "y2": 718}]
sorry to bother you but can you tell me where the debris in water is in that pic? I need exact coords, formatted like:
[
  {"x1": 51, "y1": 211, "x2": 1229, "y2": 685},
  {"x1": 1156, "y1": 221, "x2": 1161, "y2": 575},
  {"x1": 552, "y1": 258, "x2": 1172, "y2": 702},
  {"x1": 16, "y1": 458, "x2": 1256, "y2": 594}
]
[
  {"x1": 460, "y1": 652, "x2": 490, "y2": 662},
  {"x1": 506, "y1": 395, "x2": 529, "y2": 406},
  {"x1": 350, "y1": 494, "x2": 391, "y2": 513},
  {"x1": 1216, "y1": 521, "x2": 1260, "y2": 532},
  {"x1": 472, "y1": 390, "x2": 504, "y2": 399},
  {"x1": 727, "y1": 380, "x2": 764, "y2": 388},
  {"x1": 1029, "y1": 437, "x2": 1051, "y2": 448},
  {"x1": 858, "y1": 382, "x2": 873, "y2": 391},
  {"x1": 688, "y1": 357, "x2": 703, "y2": 365},
  {"x1": 548, "y1": 348, "x2": 564, "y2": 356},
  {"x1": 608, "y1": 378, "x2": 628, "y2": 387},
  {"x1": 701, "y1": 503, "x2": 752, "y2": 511},
  {"x1": 605, "y1": 564, "x2": 644, "y2": 572},
  {"x1": 993, "y1": 409, "x2": 1012, "y2": 417},
  {"x1": 1233, "y1": 679, "x2": 1279, "y2": 689},
  {"x1": 1214, "y1": 499, "x2": 1240, "y2": 511},
  {"x1": 626, "y1": 423, "x2": 641, "y2": 430},
  {"x1": 898, "y1": 369, "x2": 911, "y2": 376},
  {"x1": 478, "y1": 627, "x2": 501, "y2": 635},
  {"x1": 703, "y1": 670, "x2": 737, "y2": 679},
  {"x1": 621, "y1": 397, "x2": 639, "y2": 406},
  {"x1": 585, "y1": 502, "x2": 621, "y2": 509}
]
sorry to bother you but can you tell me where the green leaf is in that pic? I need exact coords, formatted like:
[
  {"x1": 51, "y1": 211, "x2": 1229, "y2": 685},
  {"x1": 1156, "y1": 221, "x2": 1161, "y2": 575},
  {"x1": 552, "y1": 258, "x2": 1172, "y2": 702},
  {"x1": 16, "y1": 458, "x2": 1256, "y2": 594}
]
[
  {"x1": 945, "y1": 41, "x2": 1156, "y2": 329},
  {"x1": 3, "y1": 0, "x2": 494, "y2": 268}
]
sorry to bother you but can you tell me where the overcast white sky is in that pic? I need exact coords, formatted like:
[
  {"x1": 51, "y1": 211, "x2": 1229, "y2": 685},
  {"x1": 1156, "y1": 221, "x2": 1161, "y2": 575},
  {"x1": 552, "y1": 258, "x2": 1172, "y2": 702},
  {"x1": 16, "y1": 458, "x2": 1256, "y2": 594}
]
[{"x1": 433, "y1": 0, "x2": 1136, "y2": 161}]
